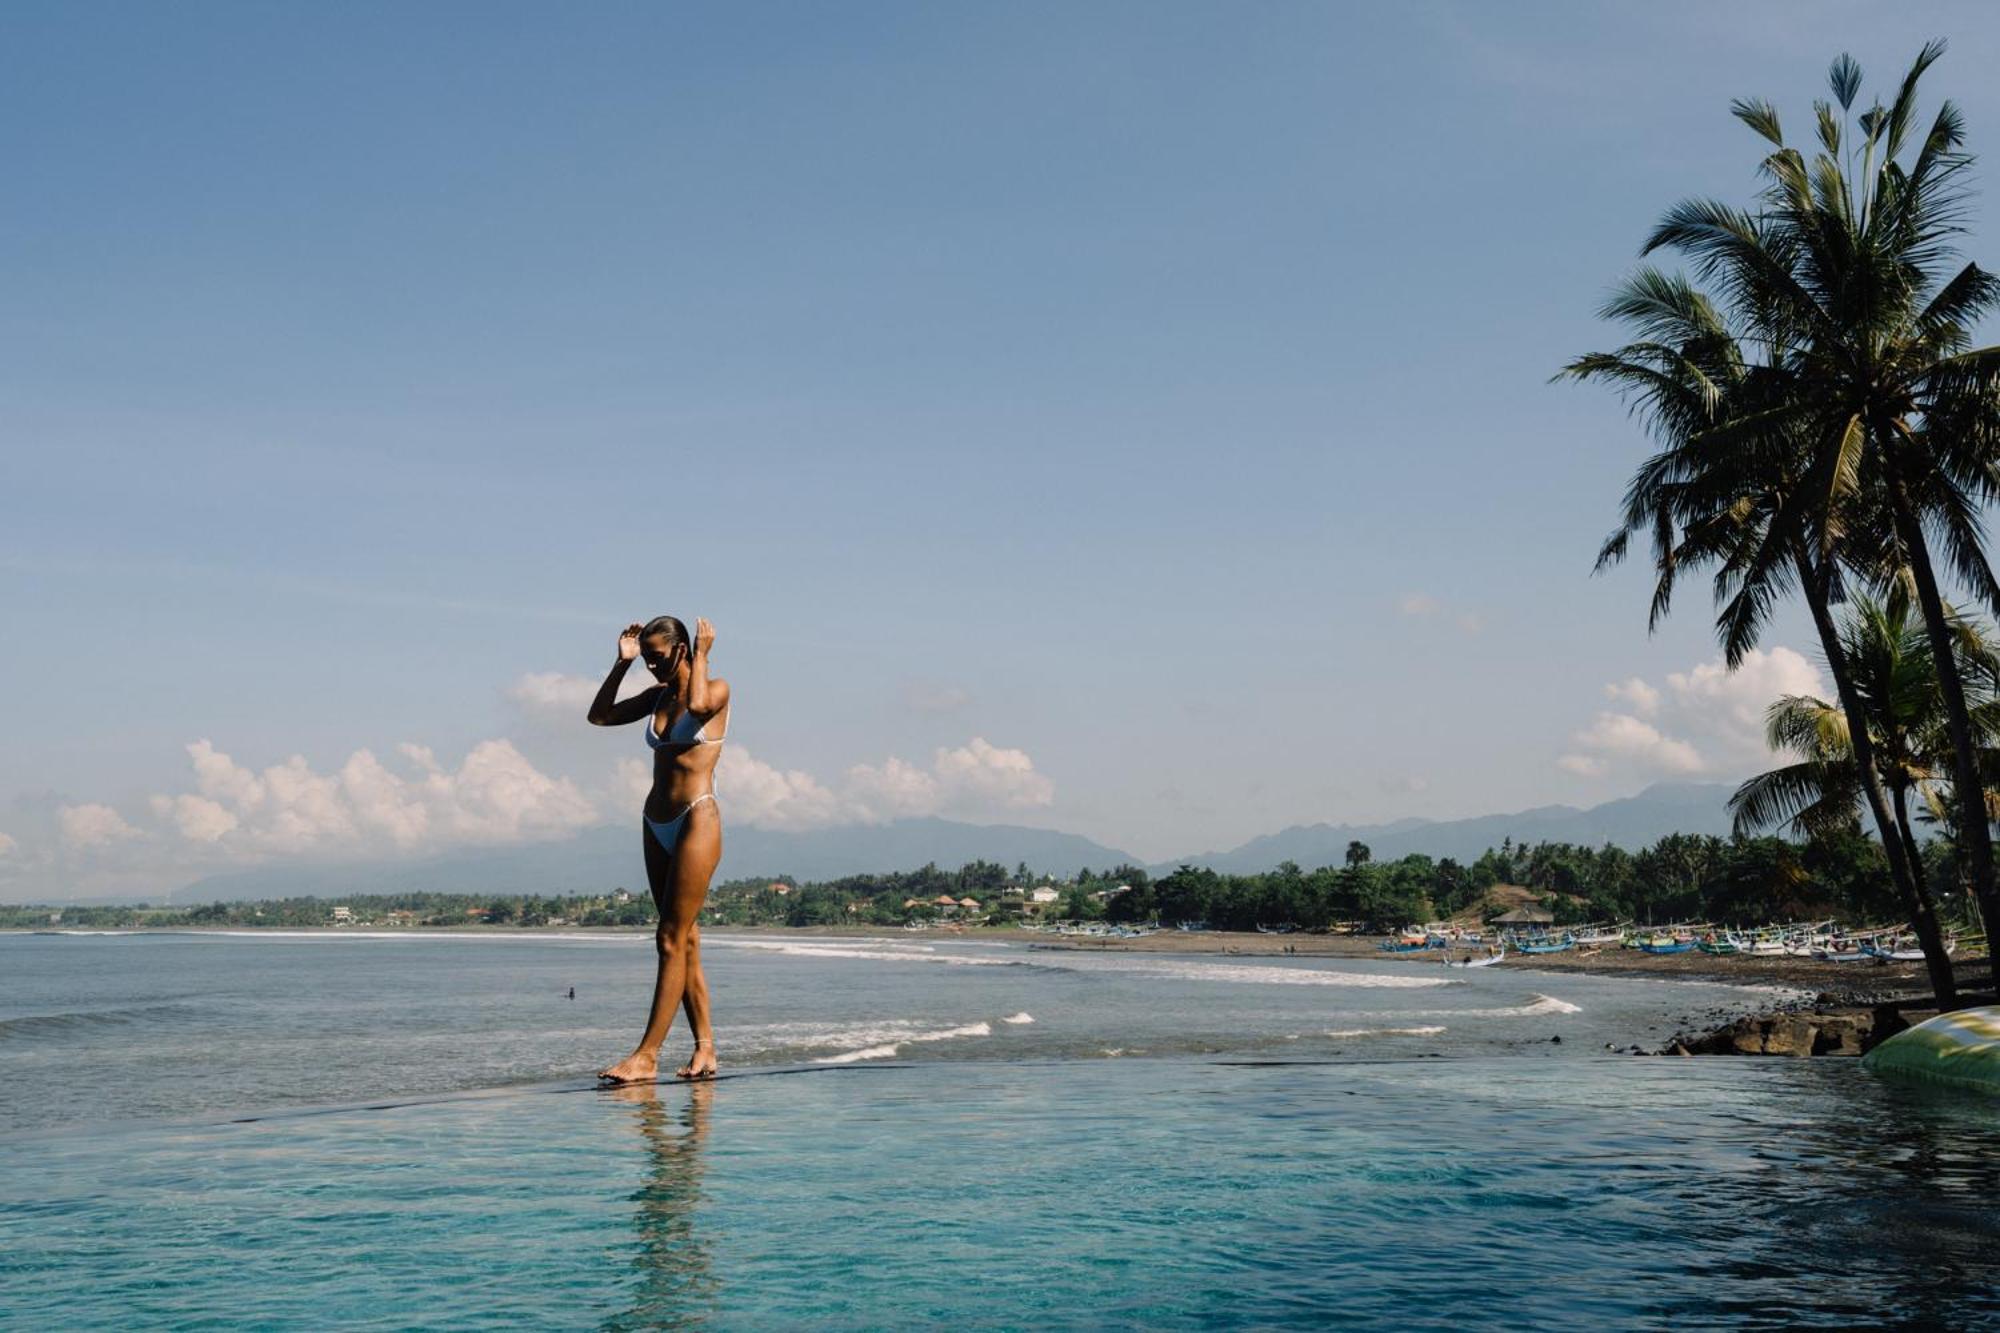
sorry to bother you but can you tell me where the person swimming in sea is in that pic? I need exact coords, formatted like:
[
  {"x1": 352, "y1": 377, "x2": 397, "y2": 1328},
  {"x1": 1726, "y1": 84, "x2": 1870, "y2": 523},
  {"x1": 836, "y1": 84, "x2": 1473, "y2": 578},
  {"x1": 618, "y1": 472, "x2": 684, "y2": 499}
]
[{"x1": 588, "y1": 615, "x2": 730, "y2": 1083}]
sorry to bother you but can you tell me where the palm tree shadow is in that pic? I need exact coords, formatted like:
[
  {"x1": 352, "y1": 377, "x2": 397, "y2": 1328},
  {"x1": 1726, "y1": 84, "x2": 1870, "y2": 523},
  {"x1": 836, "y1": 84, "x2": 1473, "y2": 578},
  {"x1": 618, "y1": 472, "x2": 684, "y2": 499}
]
[{"x1": 603, "y1": 1081, "x2": 717, "y2": 1330}]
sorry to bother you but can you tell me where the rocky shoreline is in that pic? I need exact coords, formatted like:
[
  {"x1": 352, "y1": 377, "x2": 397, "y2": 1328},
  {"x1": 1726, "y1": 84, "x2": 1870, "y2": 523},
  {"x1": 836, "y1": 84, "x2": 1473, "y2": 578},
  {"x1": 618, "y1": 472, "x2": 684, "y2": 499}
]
[{"x1": 1653, "y1": 990, "x2": 1989, "y2": 1058}]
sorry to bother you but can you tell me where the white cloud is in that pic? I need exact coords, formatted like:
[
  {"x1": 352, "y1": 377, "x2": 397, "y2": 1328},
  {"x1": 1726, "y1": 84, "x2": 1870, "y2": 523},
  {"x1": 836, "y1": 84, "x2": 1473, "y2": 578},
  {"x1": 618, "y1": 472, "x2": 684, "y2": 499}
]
[
  {"x1": 715, "y1": 737, "x2": 1055, "y2": 831},
  {"x1": 846, "y1": 738, "x2": 1054, "y2": 821},
  {"x1": 38, "y1": 717, "x2": 1055, "y2": 884},
  {"x1": 1604, "y1": 677, "x2": 1660, "y2": 715},
  {"x1": 0, "y1": 831, "x2": 16, "y2": 856},
  {"x1": 1558, "y1": 646, "x2": 1825, "y2": 783},
  {"x1": 152, "y1": 794, "x2": 239, "y2": 843},
  {"x1": 59, "y1": 803, "x2": 140, "y2": 849},
  {"x1": 155, "y1": 738, "x2": 599, "y2": 857},
  {"x1": 1564, "y1": 712, "x2": 1704, "y2": 776},
  {"x1": 1665, "y1": 650, "x2": 1823, "y2": 741},
  {"x1": 714, "y1": 746, "x2": 850, "y2": 831},
  {"x1": 930, "y1": 738, "x2": 1056, "y2": 810}
]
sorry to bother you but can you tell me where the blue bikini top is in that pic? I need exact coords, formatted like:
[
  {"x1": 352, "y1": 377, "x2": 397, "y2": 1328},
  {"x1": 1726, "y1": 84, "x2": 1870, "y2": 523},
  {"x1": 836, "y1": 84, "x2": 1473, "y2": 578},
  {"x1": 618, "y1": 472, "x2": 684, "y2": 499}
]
[{"x1": 646, "y1": 693, "x2": 727, "y2": 752}]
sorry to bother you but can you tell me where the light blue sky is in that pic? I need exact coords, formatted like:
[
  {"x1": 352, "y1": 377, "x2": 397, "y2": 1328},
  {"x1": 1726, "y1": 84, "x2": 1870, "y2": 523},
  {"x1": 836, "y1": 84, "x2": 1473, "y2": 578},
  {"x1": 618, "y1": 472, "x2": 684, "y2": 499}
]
[{"x1": 6, "y1": 3, "x2": 2000, "y2": 898}]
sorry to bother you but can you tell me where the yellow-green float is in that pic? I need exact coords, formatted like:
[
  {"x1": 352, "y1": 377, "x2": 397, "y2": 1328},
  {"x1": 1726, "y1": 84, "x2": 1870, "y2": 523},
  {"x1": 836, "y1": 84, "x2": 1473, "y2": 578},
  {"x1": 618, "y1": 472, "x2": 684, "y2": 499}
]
[{"x1": 1862, "y1": 1006, "x2": 2000, "y2": 1093}]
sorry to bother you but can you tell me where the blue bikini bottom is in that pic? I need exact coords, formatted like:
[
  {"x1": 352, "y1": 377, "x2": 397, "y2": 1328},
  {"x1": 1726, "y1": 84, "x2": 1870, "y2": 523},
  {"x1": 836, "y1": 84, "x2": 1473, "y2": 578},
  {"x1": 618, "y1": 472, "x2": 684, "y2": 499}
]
[{"x1": 645, "y1": 793, "x2": 717, "y2": 853}]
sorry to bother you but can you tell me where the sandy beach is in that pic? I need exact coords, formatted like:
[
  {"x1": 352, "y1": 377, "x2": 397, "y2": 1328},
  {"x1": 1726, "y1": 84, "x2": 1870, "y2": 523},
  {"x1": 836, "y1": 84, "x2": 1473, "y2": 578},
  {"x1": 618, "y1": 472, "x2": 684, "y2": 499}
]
[{"x1": 992, "y1": 927, "x2": 1983, "y2": 999}]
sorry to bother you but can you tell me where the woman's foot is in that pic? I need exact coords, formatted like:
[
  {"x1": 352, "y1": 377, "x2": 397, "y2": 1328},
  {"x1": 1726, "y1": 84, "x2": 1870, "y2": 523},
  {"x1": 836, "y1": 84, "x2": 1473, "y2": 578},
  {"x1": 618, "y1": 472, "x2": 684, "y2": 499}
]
[
  {"x1": 598, "y1": 1050, "x2": 658, "y2": 1084},
  {"x1": 675, "y1": 1039, "x2": 718, "y2": 1081}
]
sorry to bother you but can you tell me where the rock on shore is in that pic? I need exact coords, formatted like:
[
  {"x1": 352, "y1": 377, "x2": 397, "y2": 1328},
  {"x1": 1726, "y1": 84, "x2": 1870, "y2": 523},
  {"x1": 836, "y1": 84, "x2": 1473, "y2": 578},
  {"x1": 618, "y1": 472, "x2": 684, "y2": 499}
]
[{"x1": 1667, "y1": 1003, "x2": 1925, "y2": 1057}]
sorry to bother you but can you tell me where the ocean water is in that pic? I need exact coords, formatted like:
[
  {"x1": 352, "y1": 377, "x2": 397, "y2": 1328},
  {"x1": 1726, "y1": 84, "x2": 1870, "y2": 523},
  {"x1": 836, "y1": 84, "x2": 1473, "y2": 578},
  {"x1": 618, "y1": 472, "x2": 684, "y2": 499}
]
[{"x1": 5, "y1": 932, "x2": 1998, "y2": 1328}]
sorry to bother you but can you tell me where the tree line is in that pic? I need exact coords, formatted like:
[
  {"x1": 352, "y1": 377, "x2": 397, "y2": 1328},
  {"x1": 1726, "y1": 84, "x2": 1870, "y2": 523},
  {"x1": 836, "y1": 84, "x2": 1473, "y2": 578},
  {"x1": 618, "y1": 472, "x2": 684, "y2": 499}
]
[{"x1": 7, "y1": 824, "x2": 1945, "y2": 933}]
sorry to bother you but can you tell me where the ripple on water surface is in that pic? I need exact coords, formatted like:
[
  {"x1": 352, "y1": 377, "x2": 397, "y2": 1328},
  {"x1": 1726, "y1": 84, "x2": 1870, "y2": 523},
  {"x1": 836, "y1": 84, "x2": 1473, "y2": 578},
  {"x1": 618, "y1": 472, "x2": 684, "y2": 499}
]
[{"x1": 4, "y1": 1058, "x2": 1998, "y2": 1329}]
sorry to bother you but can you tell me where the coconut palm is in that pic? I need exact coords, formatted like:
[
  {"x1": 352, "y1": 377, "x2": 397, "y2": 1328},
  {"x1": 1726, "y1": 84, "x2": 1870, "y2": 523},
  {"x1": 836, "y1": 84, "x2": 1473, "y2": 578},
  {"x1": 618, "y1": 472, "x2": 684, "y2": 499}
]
[
  {"x1": 1564, "y1": 283, "x2": 1958, "y2": 995},
  {"x1": 1731, "y1": 596, "x2": 2000, "y2": 998},
  {"x1": 1574, "y1": 42, "x2": 2000, "y2": 991}
]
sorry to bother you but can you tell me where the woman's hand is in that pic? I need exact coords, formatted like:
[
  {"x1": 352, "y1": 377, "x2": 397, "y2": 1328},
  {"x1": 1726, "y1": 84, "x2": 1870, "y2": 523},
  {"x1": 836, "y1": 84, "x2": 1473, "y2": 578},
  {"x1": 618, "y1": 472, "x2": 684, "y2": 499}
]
[
  {"x1": 618, "y1": 623, "x2": 644, "y2": 661},
  {"x1": 694, "y1": 617, "x2": 716, "y2": 654}
]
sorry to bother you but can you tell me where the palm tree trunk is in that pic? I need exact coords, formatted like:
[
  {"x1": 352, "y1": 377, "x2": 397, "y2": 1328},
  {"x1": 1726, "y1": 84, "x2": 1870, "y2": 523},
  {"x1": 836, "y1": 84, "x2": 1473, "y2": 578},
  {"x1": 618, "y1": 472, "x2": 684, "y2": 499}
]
[
  {"x1": 1889, "y1": 782, "x2": 1957, "y2": 1002},
  {"x1": 1794, "y1": 546, "x2": 1957, "y2": 1001},
  {"x1": 1885, "y1": 476, "x2": 2000, "y2": 996}
]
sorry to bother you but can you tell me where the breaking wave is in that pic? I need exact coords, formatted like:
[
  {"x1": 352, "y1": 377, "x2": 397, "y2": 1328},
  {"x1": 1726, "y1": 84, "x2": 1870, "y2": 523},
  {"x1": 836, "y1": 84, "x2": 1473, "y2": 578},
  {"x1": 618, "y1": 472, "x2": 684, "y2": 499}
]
[
  {"x1": 1371, "y1": 993, "x2": 1585, "y2": 1022},
  {"x1": 812, "y1": 1021, "x2": 995, "y2": 1064},
  {"x1": 1325, "y1": 1026, "x2": 1448, "y2": 1038}
]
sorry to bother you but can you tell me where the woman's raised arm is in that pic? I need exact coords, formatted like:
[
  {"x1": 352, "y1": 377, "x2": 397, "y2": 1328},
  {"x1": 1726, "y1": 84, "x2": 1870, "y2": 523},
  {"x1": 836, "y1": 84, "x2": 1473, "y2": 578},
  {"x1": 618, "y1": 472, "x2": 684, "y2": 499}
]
[
  {"x1": 587, "y1": 623, "x2": 660, "y2": 726},
  {"x1": 687, "y1": 617, "x2": 730, "y2": 716}
]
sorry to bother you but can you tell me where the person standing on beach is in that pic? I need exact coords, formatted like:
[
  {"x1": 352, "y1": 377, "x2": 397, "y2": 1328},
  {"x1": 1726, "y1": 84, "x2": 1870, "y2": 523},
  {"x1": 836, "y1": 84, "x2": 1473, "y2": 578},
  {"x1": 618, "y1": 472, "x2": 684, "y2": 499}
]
[{"x1": 587, "y1": 615, "x2": 730, "y2": 1083}]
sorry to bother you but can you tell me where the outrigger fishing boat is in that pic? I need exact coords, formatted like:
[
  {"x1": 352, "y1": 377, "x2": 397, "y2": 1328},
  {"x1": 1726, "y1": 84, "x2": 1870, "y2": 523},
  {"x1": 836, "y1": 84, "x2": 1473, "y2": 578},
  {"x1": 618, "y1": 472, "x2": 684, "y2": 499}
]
[
  {"x1": 1865, "y1": 934, "x2": 1955, "y2": 963},
  {"x1": 1512, "y1": 932, "x2": 1575, "y2": 955},
  {"x1": 1637, "y1": 930, "x2": 1697, "y2": 955}
]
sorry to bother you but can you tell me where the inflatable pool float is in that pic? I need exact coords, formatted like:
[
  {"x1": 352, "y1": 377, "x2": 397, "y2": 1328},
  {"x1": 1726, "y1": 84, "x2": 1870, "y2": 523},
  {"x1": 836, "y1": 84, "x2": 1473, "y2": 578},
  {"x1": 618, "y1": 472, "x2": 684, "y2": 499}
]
[{"x1": 1862, "y1": 1005, "x2": 2000, "y2": 1093}]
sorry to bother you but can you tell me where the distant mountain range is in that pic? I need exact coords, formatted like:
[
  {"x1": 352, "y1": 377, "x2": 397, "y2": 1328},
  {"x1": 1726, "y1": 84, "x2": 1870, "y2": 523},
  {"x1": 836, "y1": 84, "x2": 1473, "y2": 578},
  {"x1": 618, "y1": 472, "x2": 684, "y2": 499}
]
[
  {"x1": 1161, "y1": 781, "x2": 1740, "y2": 873},
  {"x1": 154, "y1": 782, "x2": 1741, "y2": 905}
]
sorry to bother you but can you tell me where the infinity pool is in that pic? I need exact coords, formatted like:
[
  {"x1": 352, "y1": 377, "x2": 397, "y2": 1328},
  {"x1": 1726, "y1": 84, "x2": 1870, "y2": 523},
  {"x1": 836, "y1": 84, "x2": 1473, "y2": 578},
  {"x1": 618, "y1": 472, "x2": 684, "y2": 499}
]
[{"x1": 7, "y1": 1056, "x2": 1998, "y2": 1329}]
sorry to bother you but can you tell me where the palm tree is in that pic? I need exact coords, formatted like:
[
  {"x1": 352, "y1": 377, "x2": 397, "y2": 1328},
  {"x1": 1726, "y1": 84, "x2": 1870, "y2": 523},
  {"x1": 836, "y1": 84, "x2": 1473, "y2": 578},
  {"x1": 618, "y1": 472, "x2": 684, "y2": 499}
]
[
  {"x1": 1575, "y1": 43, "x2": 2000, "y2": 991},
  {"x1": 1731, "y1": 595, "x2": 2000, "y2": 998},
  {"x1": 1564, "y1": 283, "x2": 1957, "y2": 994}
]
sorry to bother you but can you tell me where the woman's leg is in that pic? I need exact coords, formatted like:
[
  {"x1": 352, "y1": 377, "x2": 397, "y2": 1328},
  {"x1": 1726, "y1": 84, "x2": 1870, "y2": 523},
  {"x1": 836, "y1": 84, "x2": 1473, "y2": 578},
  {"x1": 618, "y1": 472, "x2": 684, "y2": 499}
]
[
  {"x1": 600, "y1": 807, "x2": 722, "y2": 1083},
  {"x1": 675, "y1": 925, "x2": 716, "y2": 1077}
]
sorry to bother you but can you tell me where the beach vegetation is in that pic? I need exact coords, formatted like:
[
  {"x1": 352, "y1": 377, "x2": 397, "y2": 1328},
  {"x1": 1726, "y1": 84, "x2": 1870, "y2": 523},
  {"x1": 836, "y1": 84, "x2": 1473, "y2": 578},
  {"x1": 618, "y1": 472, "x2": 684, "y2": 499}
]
[{"x1": 1565, "y1": 41, "x2": 2000, "y2": 998}]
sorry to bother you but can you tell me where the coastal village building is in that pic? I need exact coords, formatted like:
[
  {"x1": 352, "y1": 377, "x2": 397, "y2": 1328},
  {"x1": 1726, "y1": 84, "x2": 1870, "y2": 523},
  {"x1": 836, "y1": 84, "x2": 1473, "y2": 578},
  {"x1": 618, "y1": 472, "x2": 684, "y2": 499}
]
[
  {"x1": 331, "y1": 906, "x2": 353, "y2": 925},
  {"x1": 1492, "y1": 905, "x2": 1555, "y2": 928},
  {"x1": 611, "y1": 888, "x2": 633, "y2": 904},
  {"x1": 1030, "y1": 887, "x2": 1060, "y2": 904}
]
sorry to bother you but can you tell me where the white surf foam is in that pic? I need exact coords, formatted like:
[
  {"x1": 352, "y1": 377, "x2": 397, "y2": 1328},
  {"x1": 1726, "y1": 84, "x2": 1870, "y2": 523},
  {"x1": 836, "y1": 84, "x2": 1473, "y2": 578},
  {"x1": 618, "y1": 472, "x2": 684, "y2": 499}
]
[
  {"x1": 1089, "y1": 958, "x2": 1452, "y2": 989},
  {"x1": 1382, "y1": 992, "x2": 1586, "y2": 1020},
  {"x1": 1325, "y1": 1025, "x2": 1447, "y2": 1038},
  {"x1": 814, "y1": 1043, "x2": 903, "y2": 1064},
  {"x1": 704, "y1": 938, "x2": 1016, "y2": 967},
  {"x1": 810, "y1": 1020, "x2": 994, "y2": 1064},
  {"x1": 1002, "y1": 1012, "x2": 1035, "y2": 1025}
]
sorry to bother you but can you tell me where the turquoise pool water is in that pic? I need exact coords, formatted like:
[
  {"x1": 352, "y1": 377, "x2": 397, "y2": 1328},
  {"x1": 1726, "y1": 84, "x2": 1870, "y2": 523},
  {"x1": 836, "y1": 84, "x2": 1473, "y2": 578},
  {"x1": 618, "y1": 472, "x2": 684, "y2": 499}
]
[
  {"x1": 6, "y1": 934, "x2": 1998, "y2": 1327},
  {"x1": 8, "y1": 1059, "x2": 2000, "y2": 1328}
]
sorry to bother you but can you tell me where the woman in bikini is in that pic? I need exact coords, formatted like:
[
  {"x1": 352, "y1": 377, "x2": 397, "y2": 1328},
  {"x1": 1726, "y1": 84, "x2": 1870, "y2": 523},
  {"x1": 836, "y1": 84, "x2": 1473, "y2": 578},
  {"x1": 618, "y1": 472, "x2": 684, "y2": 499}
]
[{"x1": 588, "y1": 615, "x2": 729, "y2": 1083}]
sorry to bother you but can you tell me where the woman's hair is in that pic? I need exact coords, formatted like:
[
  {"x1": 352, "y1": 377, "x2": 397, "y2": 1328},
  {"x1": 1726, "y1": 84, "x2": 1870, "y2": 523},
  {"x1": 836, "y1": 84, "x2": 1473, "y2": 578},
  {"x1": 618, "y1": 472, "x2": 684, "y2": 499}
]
[{"x1": 640, "y1": 615, "x2": 690, "y2": 661}]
